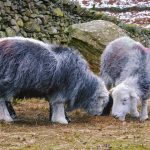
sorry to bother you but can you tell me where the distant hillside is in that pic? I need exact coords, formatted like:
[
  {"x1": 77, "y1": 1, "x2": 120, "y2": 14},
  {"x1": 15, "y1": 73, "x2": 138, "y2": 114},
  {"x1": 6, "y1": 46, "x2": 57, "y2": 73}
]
[{"x1": 72, "y1": 0, "x2": 150, "y2": 26}]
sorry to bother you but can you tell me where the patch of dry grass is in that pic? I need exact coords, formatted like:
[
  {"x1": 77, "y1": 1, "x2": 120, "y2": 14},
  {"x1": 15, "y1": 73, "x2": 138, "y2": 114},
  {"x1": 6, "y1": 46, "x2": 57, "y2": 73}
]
[{"x1": 0, "y1": 99, "x2": 150, "y2": 150}]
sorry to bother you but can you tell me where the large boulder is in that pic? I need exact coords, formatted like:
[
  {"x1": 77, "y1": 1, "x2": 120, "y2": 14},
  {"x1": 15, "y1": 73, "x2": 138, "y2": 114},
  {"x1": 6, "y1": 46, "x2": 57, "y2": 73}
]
[{"x1": 68, "y1": 20, "x2": 127, "y2": 72}]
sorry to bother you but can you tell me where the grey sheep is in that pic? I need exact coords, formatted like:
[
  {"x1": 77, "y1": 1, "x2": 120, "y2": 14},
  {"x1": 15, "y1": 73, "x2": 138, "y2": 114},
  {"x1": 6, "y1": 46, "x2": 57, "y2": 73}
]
[{"x1": 0, "y1": 37, "x2": 109, "y2": 124}]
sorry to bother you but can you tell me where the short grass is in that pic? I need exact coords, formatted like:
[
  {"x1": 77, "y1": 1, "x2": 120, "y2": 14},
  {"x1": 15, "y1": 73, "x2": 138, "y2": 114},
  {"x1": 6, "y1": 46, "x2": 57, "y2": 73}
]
[{"x1": 0, "y1": 99, "x2": 150, "y2": 150}]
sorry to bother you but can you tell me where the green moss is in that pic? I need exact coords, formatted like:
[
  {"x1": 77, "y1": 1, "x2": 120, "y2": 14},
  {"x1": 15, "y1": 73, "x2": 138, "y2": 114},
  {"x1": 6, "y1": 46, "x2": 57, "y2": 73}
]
[
  {"x1": 17, "y1": 18, "x2": 24, "y2": 27},
  {"x1": 141, "y1": 28, "x2": 150, "y2": 34},
  {"x1": 93, "y1": 12, "x2": 121, "y2": 24},
  {"x1": 24, "y1": 20, "x2": 41, "y2": 32},
  {"x1": 53, "y1": 8, "x2": 64, "y2": 17},
  {"x1": 123, "y1": 24, "x2": 140, "y2": 33},
  {"x1": 5, "y1": 27, "x2": 16, "y2": 36},
  {"x1": 69, "y1": 38, "x2": 103, "y2": 73},
  {"x1": 0, "y1": 31, "x2": 6, "y2": 37}
]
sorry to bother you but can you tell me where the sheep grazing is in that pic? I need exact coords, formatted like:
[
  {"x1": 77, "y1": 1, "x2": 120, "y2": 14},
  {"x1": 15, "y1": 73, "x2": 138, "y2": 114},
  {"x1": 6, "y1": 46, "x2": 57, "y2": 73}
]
[
  {"x1": 0, "y1": 37, "x2": 109, "y2": 124},
  {"x1": 100, "y1": 36, "x2": 150, "y2": 121}
]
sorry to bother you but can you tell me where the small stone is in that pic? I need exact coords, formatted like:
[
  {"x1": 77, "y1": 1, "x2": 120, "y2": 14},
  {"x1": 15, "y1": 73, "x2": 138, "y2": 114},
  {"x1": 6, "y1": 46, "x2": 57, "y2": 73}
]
[
  {"x1": 0, "y1": 17, "x2": 3, "y2": 22},
  {"x1": 30, "y1": 14, "x2": 37, "y2": 18},
  {"x1": 22, "y1": 16, "x2": 29, "y2": 22},
  {"x1": 25, "y1": 9, "x2": 32, "y2": 17},
  {"x1": 10, "y1": 19, "x2": 16, "y2": 26},
  {"x1": 60, "y1": 23, "x2": 65, "y2": 27},
  {"x1": 5, "y1": 7, "x2": 11, "y2": 13},
  {"x1": 48, "y1": 27, "x2": 58, "y2": 34},
  {"x1": 17, "y1": 18, "x2": 24, "y2": 27},
  {"x1": 42, "y1": 38, "x2": 51, "y2": 43},
  {"x1": 33, "y1": 9, "x2": 39, "y2": 14},
  {"x1": 11, "y1": 4, "x2": 17, "y2": 10},
  {"x1": 12, "y1": 25, "x2": 20, "y2": 33},
  {"x1": 5, "y1": 27, "x2": 16, "y2": 36},
  {"x1": 0, "y1": 31, "x2": 6, "y2": 37},
  {"x1": 41, "y1": 15, "x2": 49, "y2": 24},
  {"x1": 53, "y1": 8, "x2": 64, "y2": 17},
  {"x1": 63, "y1": 0, "x2": 70, "y2": 4},
  {"x1": 0, "y1": 2, "x2": 4, "y2": 8},
  {"x1": 15, "y1": 14, "x2": 19, "y2": 20},
  {"x1": 21, "y1": 31, "x2": 27, "y2": 37},
  {"x1": 4, "y1": 1, "x2": 11, "y2": 7},
  {"x1": 36, "y1": 18, "x2": 42, "y2": 25},
  {"x1": 24, "y1": 20, "x2": 41, "y2": 32}
]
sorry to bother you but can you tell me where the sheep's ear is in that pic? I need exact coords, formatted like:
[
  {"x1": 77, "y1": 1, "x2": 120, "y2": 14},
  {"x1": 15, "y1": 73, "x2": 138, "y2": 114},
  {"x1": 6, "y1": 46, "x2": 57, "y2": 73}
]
[{"x1": 109, "y1": 88, "x2": 115, "y2": 95}]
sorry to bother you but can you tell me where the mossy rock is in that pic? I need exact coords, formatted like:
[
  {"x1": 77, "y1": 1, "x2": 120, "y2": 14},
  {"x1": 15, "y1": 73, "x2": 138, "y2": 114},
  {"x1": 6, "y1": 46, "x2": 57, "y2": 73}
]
[
  {"x1": 53, "y1": 8, "x2": 64, "y2": 17},
  {"x1": 68, "y1": 20, "x2": 127, "y2": 72},
  {"x1": 24, "y1": 20, "x2": 41, "y2": 32},
  {"x1": 0, "y1": 31, "x2": 6, "y2": 37},
  {"x1": 17, "y1": 18, "x2": 24, "y2": 27},
  {"x1": 5, "y1": 27, "x2": 16, "y2": 36}
]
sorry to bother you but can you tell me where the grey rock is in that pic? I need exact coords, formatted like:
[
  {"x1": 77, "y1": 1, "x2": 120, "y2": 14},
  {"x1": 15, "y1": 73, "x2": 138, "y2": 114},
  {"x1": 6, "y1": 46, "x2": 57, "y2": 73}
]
[
  {"x1": 68, "y1": 20, "x2": 127, "y2": 72},
  {"x1": 0, "y1": 31, "x2": 6, "y2": 37},
  {"x1": 5, "y1": 27, "x2": 16, "y2": 36}
]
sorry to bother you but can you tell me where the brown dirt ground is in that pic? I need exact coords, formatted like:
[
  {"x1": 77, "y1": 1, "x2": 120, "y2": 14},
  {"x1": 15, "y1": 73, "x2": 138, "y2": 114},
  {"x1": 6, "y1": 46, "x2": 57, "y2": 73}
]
[{"x1": 0, "y1": 99, "x2": 150, "y2": 150}]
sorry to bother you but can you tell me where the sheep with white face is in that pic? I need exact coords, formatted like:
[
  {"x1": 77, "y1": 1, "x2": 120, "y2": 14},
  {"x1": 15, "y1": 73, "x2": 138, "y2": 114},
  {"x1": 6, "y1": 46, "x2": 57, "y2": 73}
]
[
  {"x1": 100, "y1": 36, "x2": 150, "y2": 121},
  {"x1": 110, "y1": 83, "x2": 140, "y2": 121}
]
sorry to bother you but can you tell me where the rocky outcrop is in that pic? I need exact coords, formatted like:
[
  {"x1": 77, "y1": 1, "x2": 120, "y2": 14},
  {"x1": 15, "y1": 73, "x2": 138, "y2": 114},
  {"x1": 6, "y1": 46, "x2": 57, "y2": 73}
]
[{"x1": 68, "y1": 20, "x2": 127, "y2": 72}]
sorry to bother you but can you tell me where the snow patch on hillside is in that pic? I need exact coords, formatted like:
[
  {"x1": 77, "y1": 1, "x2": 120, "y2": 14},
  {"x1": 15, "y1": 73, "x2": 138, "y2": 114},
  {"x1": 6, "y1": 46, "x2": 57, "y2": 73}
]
[{"x1": 71, "y1": 0, "x2": 150, "y2": 25}]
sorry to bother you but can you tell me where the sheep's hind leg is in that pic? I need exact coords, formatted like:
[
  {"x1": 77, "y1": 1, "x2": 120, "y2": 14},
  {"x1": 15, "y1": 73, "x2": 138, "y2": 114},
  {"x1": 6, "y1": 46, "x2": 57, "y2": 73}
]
[
  {"x1": 140, "y1": 100, "x2": 148, "y2": 121},
  {"x1": 0, "y1": 101, "x2": 14, "y2": 122},
  {"x1": 5, "y1": 101, "x2": 17, "y2": 119}
]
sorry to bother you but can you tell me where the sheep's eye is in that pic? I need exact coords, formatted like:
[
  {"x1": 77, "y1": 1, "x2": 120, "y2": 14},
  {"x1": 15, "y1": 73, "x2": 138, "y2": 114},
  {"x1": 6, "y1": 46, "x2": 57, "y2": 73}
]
[{"x1": 122, "y1": 99, "x2": 127, "y2": 105}]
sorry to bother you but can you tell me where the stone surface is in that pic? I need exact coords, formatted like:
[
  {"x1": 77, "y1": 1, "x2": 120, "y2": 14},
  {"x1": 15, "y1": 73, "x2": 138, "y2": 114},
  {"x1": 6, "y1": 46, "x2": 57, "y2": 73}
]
[
  {"x1": 17, "y1": 18, "x2": 24, "y2": 27},
  {"x1": 0, "y1": 31, "x2": 6, "y2": 37},
  {"x1": 24, "y1": 20, "x2": 41, "y2": 32},
  {"x1": 68, "y1": 20, "x2": 127, "y2": 72},
  {"x1": 53, "y1": 8, "x2": 64, "y2": 17},
  {"x1": 5, "y1": 27, "x2": 16, "y2": 37},
  {"x1": 10, "y1": 19, "x2": 17, "y2": 26}
]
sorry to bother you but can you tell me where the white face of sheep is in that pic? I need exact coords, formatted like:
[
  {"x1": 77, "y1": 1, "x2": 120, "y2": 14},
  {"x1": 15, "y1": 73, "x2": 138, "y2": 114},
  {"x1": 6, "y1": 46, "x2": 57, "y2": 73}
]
[{"x1": 111, "y1": 84, "x2": 139, "y2": 121}]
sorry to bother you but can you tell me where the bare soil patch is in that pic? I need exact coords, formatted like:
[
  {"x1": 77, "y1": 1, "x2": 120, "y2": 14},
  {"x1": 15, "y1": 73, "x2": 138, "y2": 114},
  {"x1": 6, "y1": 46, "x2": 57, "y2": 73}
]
[{"x1": 0, "y1": 99, "x2": 150, "y2": 150}]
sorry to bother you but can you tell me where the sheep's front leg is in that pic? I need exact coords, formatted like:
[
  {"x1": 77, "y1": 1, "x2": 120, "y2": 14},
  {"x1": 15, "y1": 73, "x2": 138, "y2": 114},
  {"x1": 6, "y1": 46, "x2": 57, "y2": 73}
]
[
  {"x1": 140, "y1": 100, "x2": 148, "y2": 121},
  {"x1": 49, "y1": 103, "x2": 71, "y2": 123},
  {"x1": 0, "y1": 101, "x2": 14, "y2": 122},
  {"x1": 51, "y1": 102, "x2": 68, "y2": 124},
  {"x1": 130, "y1": 98, "x2": 139, "y2": 118}
]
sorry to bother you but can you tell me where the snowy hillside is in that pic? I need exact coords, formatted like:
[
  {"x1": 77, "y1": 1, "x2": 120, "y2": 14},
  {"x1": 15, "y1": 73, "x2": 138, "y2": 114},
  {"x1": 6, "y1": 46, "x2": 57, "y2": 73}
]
[{"x1": 71, "y1": 0, "x2": 150, "y2": 26}]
